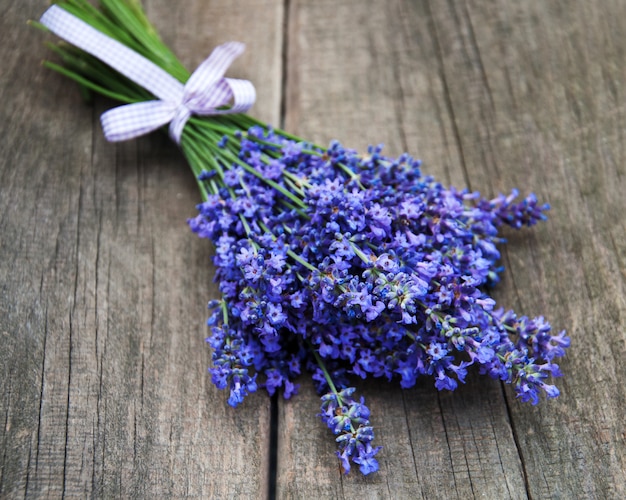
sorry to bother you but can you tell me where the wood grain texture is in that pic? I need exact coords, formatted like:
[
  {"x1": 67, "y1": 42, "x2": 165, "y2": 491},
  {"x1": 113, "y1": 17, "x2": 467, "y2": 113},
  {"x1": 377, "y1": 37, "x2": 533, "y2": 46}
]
[
  {"x1": 0, "y1": 1, "x2": 282, "y2": 497},
  {"x1": 2, "y1": 0, "x2": 626, "y2": 499}
]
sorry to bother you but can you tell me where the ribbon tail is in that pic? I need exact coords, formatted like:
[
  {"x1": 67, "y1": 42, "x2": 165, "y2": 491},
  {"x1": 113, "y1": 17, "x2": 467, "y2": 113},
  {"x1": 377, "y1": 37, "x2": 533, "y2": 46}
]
[
  {"x1": 40, "y1": 5, "x2": 184, "y2": 103},
  {"x1": 101, "y1": 101, "x2": 177, "y2": 142},
  {"x1": 169, "y1": 106, "x2": 193, "y2": 144}
]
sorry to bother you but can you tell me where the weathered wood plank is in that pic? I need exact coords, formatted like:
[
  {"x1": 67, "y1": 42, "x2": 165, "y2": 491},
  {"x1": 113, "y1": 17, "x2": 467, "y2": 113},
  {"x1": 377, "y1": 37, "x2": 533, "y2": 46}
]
[
  {"x1": 3, "y1": 0, "x2": 626, "y2": 498},
  {"x1": 279, "y1": 0, "x2": 626, "y2": 498},
  {"x1": 0, "y1": 1, "x2": 283, "y2": 497},
  {"x1": 429, "y1": 1, "x2": 626, "y2": 497}
]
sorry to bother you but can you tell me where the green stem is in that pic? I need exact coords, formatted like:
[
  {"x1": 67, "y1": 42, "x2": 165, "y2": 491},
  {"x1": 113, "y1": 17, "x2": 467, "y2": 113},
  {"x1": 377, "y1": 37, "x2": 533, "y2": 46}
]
[
  {"x1": 42, "y1": 61, "x2": 140, "y2": 104},
  {"x1": 310, "y1": 347, "x2": 341, "y2": 401},
  {"x1": 287, "y1": 250, "x2": 317, "y2": 273},
  {"x1": 221, "y1": 300, "x2": 229, "y2": 326}
]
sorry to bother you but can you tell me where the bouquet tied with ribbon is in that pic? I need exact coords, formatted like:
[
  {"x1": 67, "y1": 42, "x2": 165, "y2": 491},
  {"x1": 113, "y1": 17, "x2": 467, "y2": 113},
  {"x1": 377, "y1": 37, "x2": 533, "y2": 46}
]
[{"x1": 33, "y1": 0, "x2": 570, "y2": 475}]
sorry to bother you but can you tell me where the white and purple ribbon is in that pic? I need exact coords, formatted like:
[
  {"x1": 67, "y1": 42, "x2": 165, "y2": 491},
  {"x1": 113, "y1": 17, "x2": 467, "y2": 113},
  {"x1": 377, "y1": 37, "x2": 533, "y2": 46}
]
[{"x1": 40, "y1": 5, "x2": 256, "y2": 144}]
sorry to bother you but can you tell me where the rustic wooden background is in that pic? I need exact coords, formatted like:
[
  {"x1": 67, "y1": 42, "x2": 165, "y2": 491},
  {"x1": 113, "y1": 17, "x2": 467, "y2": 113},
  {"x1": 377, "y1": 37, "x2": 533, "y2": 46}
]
[{"x1": 2, "y1": 0, "x2": 626, "y2": 498}]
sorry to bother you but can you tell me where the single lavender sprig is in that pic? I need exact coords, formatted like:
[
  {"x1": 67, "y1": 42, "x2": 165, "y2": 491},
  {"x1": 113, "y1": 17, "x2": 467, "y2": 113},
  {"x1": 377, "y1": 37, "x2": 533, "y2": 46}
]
[{"x1": 314, "y1": 351, "x2": 380, "y2": 475}]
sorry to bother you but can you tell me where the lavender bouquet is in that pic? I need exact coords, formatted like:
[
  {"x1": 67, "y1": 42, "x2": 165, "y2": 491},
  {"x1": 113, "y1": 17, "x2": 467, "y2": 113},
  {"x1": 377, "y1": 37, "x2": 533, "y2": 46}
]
[{"x1": 34, "y1": 0, "x2": 569, "y2": 475}]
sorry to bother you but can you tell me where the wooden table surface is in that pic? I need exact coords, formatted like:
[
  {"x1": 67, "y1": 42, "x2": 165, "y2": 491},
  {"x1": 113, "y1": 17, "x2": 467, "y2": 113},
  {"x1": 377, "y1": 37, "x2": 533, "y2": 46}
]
[{"x1": 2, "y1": 1, "x2": 626, "y2": 498}]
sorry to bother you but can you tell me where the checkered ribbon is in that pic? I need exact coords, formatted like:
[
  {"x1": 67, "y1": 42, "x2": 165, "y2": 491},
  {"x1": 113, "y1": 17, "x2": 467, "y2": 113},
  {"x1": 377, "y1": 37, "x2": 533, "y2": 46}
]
[{"x1": 40, "y1": 5, "x2": 256, "y2": 144}]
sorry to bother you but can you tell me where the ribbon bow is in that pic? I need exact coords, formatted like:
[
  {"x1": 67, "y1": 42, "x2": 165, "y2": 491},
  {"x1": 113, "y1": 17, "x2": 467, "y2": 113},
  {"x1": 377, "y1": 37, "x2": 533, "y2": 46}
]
[{"x1": 40, "y1": 5, "x2": 256, "y2": 144}]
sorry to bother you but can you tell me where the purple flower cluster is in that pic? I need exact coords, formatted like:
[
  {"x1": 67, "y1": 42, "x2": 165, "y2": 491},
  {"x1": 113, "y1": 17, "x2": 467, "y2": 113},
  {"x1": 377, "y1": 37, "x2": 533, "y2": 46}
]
[
  {"x1": 188, "y1": 126, "x2": 569, "y2": 474},
  {"x1": 320, "y1": 387, "x2": 380, "y2": 474}
]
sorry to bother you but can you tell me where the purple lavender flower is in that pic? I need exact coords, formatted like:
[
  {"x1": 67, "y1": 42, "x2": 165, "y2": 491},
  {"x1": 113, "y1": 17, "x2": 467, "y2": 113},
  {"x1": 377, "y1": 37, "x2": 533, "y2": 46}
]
[
  {"x1": 188, "y1": 126, "x2": 568, "y2": 474},
  {"x1": 319, "y1": 387, "x2": 381, "y2": 475}
]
